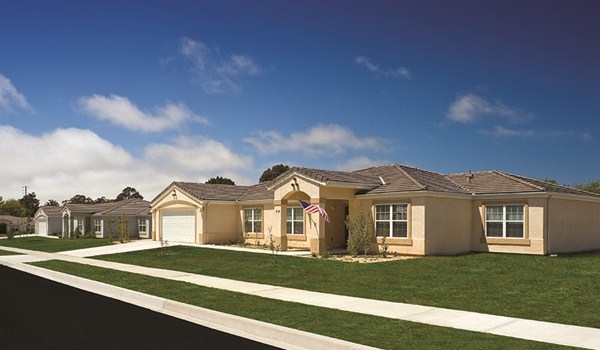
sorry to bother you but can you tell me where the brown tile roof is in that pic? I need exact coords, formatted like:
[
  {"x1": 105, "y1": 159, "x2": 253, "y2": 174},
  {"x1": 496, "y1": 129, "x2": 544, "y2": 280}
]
[
  {"x1": 38, "y1": 205, "x2": 62, "y2": 216},
  {"x1": 64, "y1": 203, "x2": 116, "y2": 213},
  {"x1": 94, "y1": 199, "x2": 151, "y2": 216},
  {"x1": 174, "y1": 182, "x2": 251, "y2": 201},
  {"x1": 239, "y1": 183, "x2": 273, "y2": 201},
  {"x1": 271, "y1": 166, "x2": 381, "y2": 188}
]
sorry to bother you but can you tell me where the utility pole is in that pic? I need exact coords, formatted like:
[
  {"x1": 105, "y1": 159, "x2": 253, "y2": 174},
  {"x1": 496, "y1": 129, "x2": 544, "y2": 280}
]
[{"x1": 22, "y1": 185, "x2": 28, "y2": 196}]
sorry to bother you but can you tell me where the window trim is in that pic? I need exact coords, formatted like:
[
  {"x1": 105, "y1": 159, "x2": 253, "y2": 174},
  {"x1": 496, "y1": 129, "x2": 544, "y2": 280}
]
[
  {"x1": 94, "y1": 219, "x2": 102, "y2": 233},
  {"x1": 243, "y1": 207, "x2": 263, "y2": 234},
  {"x1": 138, "y1": 218, "x2": 147, "y2": 234},
  {"x1": 286, "y1": 206, "x2": 304, "y2": 235},
  {"x1": 374, "y1": 203, "x2": 410, "y2": 238},
  {"x1": 484, "y1": 203, "x2": 526, "y2": 239}
]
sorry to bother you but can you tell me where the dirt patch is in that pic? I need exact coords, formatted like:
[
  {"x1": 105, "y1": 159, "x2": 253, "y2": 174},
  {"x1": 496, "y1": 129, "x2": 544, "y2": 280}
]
[{"x1": 320, "y1": 254, "x2": 419, "y2": 263}]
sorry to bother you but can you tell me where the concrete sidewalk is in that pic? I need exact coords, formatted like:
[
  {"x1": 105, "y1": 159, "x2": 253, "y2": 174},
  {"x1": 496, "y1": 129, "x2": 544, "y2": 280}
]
[{"x1": 1, "y1": 241, "x2": 599, "y2": 349}]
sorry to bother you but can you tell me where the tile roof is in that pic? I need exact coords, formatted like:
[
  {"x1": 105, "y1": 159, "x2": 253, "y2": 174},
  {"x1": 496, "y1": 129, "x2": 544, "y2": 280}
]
[
  {"x1": 174, "y1": 182, "x2": 251, "y2": 201},
  {"x1": 154, "y1": 164, "x2": 600, "y2": 203},
  {"x1": 93, "y1": 199, "x2": 151, "y2": 216},
  {"x1": 38, "y1": 205, "x2": 62, "y2": 216}
]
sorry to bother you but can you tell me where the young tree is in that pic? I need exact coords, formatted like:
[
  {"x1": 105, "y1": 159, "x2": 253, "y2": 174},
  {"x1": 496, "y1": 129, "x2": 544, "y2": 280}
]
[
  {"x1": 259, "y1": 164, "x2": 290, "y2": 183},
  {"x1": 345, "y1": 210, "x2": 373, "y2": 257},
  {"x1": 20, "y1": 192, "x2": 40, "y2": 217},
  {"x1": 115, "y1": 187, "x2": 144, "y2": 201},
  {"x1": 205, "y1": 176, "x2": 235, "y2": 185},
  {"x1": 574, "y1": 180, "x2": 600, "y2": 194}
]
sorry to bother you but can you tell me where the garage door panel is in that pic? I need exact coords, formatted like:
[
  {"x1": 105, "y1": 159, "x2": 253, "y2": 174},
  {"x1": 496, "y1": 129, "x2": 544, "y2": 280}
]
[{"x1": 161, "y1": 210, "x2": 195, "y2": 243}]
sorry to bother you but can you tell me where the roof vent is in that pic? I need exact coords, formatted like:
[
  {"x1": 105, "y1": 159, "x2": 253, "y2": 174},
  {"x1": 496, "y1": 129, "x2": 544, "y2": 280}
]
[
  {"x1": 465, "y1": 171, "x2": 474, "y2": 183},
  {"x1": 379, "y1": 176, "x2": 386, "y2": 185}
]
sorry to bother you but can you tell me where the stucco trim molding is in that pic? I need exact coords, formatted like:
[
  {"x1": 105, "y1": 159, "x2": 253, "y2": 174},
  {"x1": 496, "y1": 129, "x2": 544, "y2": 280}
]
[{"x1": 484, "y1": 238, "x2": 531, "y2": 246}]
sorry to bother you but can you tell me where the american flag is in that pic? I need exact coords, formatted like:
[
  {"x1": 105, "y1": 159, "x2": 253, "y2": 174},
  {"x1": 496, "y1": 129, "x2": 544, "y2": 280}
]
[{"x1": 299, "y1": 200, "x2": 330, "y2": 223}]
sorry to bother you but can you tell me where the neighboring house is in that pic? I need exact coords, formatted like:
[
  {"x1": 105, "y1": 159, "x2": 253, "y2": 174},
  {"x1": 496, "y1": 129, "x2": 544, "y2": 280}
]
[
  {"x1": 34, "y1": 206, "x2": 63, "y2": 236},
  {"x1": 57, "y1": 199, "x2": 151, "y2": 239},
  {"x1": 151, "y1": 164, "x2": 600, "y2": 256},
  {"x1": 0, "y1": 215, "x2": 24, "y2": 235}
]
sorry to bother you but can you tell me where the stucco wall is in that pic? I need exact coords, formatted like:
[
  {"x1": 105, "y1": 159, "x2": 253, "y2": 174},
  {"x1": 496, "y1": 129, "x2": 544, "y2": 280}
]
[
  {"x1": 204, "y1": 203, "x2": 238, "y2": 244},
  {"x1": 548, "y1": 197, "x2": 600, "y2": 253},
  {"x1": 471, "y1": 198, "x2": 546, "y2": 255},
  {"x1": 424, "y1": 196, "x2": 472, "y2": 255}
]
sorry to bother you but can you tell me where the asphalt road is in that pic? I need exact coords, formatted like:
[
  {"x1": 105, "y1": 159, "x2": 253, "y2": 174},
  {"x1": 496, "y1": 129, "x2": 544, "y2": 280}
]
[{"x1": 0, "y1": 265, "x2": 280, "y2": 350}]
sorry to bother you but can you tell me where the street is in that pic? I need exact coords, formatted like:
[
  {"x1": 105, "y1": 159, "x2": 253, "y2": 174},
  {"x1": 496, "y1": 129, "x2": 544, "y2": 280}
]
[{"x1": 0, "y1": 265, "x2": 280, "y2": 350}]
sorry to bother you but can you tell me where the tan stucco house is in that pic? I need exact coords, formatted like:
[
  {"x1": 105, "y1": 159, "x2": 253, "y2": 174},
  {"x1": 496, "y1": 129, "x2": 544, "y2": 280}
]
[
  {"x1": 33, "y1": 199, "x2": 152, "y2": 239},
  {"x1": 151, "y1": 164, "x2": 600, "y2": 256}
]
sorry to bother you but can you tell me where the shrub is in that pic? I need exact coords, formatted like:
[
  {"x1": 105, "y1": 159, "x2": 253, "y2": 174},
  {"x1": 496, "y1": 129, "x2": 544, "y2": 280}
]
[{"x1": 345, "y1": 210, "x2": 372, "y2": 257}]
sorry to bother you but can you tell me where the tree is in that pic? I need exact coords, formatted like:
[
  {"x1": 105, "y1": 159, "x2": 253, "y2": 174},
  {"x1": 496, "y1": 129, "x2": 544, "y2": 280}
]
[
  {"x1": 205, "y1": 176, "x2": 235, "y2": 185},
  {"x1": 259, "y1": 164, "x2": 290, "y2": 183},
  {"x1": 574, "y1": 180, "x2": 600, "y2": 194},
  {"x1": 20, "y1": 192, "x2": 40, "y2": 217},
  {"x1": 44, "y1": 199, "x2": 59, "y2": 206},
  {"x1": 94, "y1": 196, "x2": 112, "y2": 204},
  {"x1": 115, "y1": 187, "x2": 143, "y2": 201},
  {"x1": 0, "y1": 199, "x2": 27, "y2": 217},
  {"x1": 66, "y1": 194, "x2": 94, "y2": 204}
]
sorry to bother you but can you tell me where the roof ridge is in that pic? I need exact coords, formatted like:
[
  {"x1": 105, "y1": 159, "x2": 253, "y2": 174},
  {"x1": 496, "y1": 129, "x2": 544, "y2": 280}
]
[
  {"x1": 444, "y1": 173, "x2": 473, "y2": 194},
  {"x1": 493, "y1": 171, "x2": 546, "y2": 191},
  {"x1": 394, "y1": 164, "x2": 427, "y2": 190}
]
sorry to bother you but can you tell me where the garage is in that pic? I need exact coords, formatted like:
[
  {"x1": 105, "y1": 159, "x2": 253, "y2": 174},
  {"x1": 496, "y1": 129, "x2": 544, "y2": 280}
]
[
  {"x1": 161, "y1": 209, "x2": 196, "y2": 243},
  {"x1": 37, "y1": 218, "x2": 48, "y2": 235}
]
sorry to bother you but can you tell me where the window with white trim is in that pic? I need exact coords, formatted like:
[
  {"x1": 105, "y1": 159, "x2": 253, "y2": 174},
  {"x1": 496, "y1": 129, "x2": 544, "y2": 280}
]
[
  {"x1": 94, "y1": 219, "x2": 102, "y2": 233},
  {"x1": 138, "y1": 219, "x2": 147, "y2": 233},
  {"x1": 286, "y1": 207, "x2": 303, "y2": 234},
  {"x1": 375, "y1": 204, "x2": 408, "y2": 238},
  {"x1": 75, "y1": 218, "x2": 83, "y2": 233},
  {"x1": 485, "y1": 205, "x2": 524, "y2": 238},
  {"x1": 244, "y1": 208, "x2": 262, "y2": 233}
]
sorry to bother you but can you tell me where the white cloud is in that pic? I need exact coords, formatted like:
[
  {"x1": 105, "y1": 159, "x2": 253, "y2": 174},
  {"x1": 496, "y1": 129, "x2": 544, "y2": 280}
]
[
  {"x1": 0, "y1": 74, "x2": 33, "y2": 113},
  {"x1": 481, "y1": 125, "x2": 535, "y2": 138},
  {"x1": 447, "y1": 93, "x2": 530, "y2": 124},
  {"x1": 481, "y1": 125, "x2": 594, "y2": 140},
  {"x1": 78, "y1": 94, "x2": 207, "y2": 133},
  {"x1": 179, "y1": 37, "x2": 261, "y2": 94},
  {"x1": 355, "y1": 56, "x2": 411, "y2": 79},
  {"x1": 244, "y1": 124, "x2": 384, "y2": 156},
  {"x1": 0, "y1": 125, "x2": 254, "y2": 204}
]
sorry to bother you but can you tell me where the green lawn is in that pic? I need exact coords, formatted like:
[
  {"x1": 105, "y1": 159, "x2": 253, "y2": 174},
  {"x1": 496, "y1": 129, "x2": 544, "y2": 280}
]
[
  {"x1": 0, "y1": 236, "x2": 114, "y2": 252},
  {"x1": 31, "y1": 260, "x2": 567, "y2": 350},
  {"x1": 94, "y1": 246, "x2": 600, "y2": 328},
  {"x1": 0, "y1": 249, "x2": 21, "y2": 255}
]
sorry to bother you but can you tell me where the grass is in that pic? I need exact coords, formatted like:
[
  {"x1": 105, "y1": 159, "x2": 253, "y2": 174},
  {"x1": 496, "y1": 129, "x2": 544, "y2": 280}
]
[
  {"x1": 30, "y1": 259, "x2": 568, "y2": 350},
  {"x1": 0, "y1": 249, "x2": 21, "y2": 255},
  {"x1": 0, "y1": 236, "x2": 114, "y2": 252},
  {"x1": 94, "y1": 246, "x2": 600, "y2": 328}
]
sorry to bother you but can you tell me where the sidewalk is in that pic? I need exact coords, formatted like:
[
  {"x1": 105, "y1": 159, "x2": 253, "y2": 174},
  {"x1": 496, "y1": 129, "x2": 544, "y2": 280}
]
[{"x1": 1, "y1": 241, "x2": 599, "y2": 349}]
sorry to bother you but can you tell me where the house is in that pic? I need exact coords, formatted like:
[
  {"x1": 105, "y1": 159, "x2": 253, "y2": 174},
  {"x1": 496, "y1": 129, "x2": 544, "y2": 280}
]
[
  {"x1": 34, "y1": 206, "x2": 63, "y2": 236},
  {"x1": 150, "y1": 164, "x2": 600, "y2": 255},
  {"x1": 33, "y1": 199, "x2": 152, "y2": 239},
  {"x1": 0, "y1": 215, "x2": 25, "y2": 235}
]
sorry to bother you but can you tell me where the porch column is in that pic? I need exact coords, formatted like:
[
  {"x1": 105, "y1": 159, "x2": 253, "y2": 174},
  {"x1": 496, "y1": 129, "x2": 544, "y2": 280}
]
[
  {"x1": 273, "y1": 199, "x2": 288, "y2": 251},
  {"x1": 309, "y1": 198, "x2": 327, "y2": 255}
]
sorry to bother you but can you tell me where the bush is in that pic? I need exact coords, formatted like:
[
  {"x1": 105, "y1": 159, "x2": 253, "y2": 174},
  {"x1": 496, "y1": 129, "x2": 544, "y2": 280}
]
[{"x1": 345, "y1": 210, "x2": 372, "y2": 257}]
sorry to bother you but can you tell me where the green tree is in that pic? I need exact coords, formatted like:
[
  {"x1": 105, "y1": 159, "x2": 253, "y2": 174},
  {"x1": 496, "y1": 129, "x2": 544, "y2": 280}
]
[
  {"x1": 259, "y1": 164, "x2": 290, "y2": 183},
  {"x1": 115, "y1": 187, "x2": 144, "y2": 201},
  {"x1": 66, "y1": 194, "x2": 94, "y2": 204},
  {"x1": 44, "y1": 199, "x2": 59, "y2": 206},
  {"x1": 574, "y1": 180, "x2": 600, "y2": 194},
  {"x1": 94, "y1": 196, "x2": 112, "y2": 203},
  {"x1": 0, "y1": 199, "x2": 28, "y2": 217},
  {"x1": 205, "y1": 176, "x2": 235, "y2": 185},
  {"x1": 20, "y1": 192, "x2": 40, "y2": 217}
]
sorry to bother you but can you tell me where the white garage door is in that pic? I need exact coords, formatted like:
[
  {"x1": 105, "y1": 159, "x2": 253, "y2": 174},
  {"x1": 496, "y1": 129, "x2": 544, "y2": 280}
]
[
  {"x1": 161, "y1": 210, "x2": 195, "y2": 243},
  {"x1": 38, "y1": 219, "x2": 48, "y2": 235}
]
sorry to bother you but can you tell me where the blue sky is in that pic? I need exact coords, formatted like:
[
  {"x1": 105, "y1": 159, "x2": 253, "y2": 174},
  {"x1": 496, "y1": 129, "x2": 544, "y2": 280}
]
[{"x1": 1, "y1": 0, "x2": 599, "y2": 203}]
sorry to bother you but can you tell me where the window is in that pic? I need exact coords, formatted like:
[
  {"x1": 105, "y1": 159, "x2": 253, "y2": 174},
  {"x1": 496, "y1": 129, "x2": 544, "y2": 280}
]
[
  {"x1": 244, "y1": 208, "x2": 262, "y2": 233},
  {"x1": 138, "y1": 219, "x2": 147, "y2": 233},
  {"x1": 486, "y1": 205, "x2": 524, "y2": 238},
  {"x1": 286, "y1": 207, "x2": 304, "y2": 234},
  {"x1": 375, "y1": 204, "x2": 408, "y2": 237},
  {"x1": 75, "y1": 218, "x2": 83, "y2": 233},
  {"x1": 94, "y1": 219, "x2": 102, "y2": 233}
]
